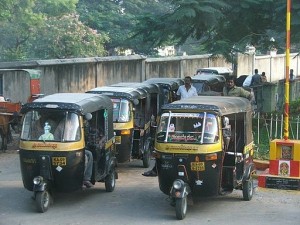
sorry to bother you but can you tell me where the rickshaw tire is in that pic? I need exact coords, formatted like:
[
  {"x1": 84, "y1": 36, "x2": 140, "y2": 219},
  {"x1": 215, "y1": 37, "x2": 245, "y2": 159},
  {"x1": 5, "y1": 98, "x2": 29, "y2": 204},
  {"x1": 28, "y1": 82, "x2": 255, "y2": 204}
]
[
  {"x1": 35, "y1": 191, "x2": 51, "y2": 213},
  {"x1": 242, "y1": 177, "x2": 253, "y2": 201},
  {"x1": 105, "y1": 169, "x2": 116, "y2": 192},
  {"x1": 175, "y1": 197, "x2": 187, "y2": 220}
]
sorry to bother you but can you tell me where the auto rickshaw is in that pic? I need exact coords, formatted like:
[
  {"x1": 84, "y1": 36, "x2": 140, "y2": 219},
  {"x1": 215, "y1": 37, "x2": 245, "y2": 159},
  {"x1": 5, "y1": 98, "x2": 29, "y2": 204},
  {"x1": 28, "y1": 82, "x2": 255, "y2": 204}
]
[
  {"x1": 191, "y1": 74, "x2": 225, "y2": 95},
  {"x1": 87, "y1": 82, "x2": 163, "y2": 167},
  {"x1": 154, "y1": 96, "x2": 255, "y2": 219},
  {"x1": 143, "y1": 78, "x2": 184, "y2": 104},
  {"x1": 19, "y1": 93, "x2": 117, "y2": 213},
  {"x1": 142, "y1": 78, "x2": 184, "y2": 150}
]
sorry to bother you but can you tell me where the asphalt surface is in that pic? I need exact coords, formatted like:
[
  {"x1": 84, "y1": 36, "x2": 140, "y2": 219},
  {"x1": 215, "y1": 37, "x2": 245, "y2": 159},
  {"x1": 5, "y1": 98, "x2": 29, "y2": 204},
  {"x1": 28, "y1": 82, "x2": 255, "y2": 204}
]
[{"x1": 0, "y1": 135, "x2": 299, "y2": 225}]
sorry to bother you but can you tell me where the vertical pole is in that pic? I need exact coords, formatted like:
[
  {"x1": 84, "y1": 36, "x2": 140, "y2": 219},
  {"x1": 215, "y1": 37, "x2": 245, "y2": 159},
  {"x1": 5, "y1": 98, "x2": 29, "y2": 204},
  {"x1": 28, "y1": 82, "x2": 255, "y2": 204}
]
[
  {"x1": 270, "y1": 113, "x2": 273, "y2": 140},
  {"x1": 284, "y1": 0, "x2": 291, "y2": 140},
  {"x1": 270, "y1": 56, "x2": 272, "y2": 82}
]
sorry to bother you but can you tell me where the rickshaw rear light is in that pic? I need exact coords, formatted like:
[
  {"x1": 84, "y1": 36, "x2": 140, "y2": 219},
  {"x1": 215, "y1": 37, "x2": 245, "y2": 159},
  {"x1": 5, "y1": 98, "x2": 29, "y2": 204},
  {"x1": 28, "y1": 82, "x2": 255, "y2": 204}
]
[
  {"x1": 33, "y1": 176, "x2": 43, "y2": 185},
  {"x1": 121, "y1": 129, "x2": 131, "y2": 135},
  {"x1": 205, "y1": 153, "x2": 217, "y2": 161}
]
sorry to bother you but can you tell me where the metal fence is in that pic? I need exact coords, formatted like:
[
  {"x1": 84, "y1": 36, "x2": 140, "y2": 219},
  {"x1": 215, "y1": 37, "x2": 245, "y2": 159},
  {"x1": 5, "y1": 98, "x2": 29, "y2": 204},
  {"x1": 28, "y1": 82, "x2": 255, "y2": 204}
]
[{"x1": 253, "y1": 112, "x2": 300, "y2": 157}]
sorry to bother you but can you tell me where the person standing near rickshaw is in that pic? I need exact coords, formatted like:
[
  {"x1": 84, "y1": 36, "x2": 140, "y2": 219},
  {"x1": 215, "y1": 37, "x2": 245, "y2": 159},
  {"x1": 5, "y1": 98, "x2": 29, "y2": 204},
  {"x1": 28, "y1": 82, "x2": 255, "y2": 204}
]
[
  {"x1": 223, "y1": 76, "x2": 253, "y2": 101},
  {"x1": 176, "y1": 76, "x2": 198, "y2": 99}
]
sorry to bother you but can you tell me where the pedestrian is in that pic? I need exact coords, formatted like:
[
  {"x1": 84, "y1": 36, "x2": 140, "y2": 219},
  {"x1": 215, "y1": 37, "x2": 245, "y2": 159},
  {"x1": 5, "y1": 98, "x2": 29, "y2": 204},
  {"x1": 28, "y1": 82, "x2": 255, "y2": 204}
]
[
  {"x1": 261, "y1": 72, "x2": 267, "y2": 83},
  {"x1": 176, "y1": 76, "x2": 198, "y2": 99},
  {"x1": 290, "y1": 69, "x2": 294, "y2": 81},
  {"x1": 250, "y1": 69, "x2": 261, "y2": 86}
]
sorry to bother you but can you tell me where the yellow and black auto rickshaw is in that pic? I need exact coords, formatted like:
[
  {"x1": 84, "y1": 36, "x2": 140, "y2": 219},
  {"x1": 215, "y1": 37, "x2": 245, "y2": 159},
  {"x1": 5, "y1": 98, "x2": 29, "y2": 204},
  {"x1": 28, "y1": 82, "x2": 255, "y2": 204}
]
[
  {"x1": 19, "y1": 93, "x2": 117, "y2": 212},
  {"x1": 154, "y1": 96, "x2": 255, "y2": 219},
  {"x1": 88, "y1": 82, "x2": 163, "y2": 167},
  {"x1": 143, "y1": 77, "x2": 184, "y2": 104}
]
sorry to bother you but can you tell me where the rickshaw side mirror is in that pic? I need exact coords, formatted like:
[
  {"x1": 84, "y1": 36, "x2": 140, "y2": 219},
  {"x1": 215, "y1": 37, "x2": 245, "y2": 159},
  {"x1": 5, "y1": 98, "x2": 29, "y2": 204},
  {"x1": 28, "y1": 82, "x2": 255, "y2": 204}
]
[
  {"x1": 133, "y1": 99, "x2": 139, "y2": 105},
  {"x1": 85, "y1": 113, "x2": 92, "y2": 121}
]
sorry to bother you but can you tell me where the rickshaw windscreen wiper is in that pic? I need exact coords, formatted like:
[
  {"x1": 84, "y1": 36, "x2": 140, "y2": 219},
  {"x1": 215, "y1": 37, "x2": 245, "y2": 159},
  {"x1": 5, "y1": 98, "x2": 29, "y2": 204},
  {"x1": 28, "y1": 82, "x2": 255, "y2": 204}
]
[
  {"x1": 200, "y1": 112, "x2": 207, "y2": 144},
  {"x1": 164, "y1": 111, "x2": 172, "y2": 142}
]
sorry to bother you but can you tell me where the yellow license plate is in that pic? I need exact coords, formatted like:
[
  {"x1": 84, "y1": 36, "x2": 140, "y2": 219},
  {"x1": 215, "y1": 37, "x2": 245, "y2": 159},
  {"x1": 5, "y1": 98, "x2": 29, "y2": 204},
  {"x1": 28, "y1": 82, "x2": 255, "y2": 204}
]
[
  {"x1": 191, "y1": 162, "x2": 205, "y2": 171},
  {"x1": 115, "y1": 136, "x2": 121, "y2": 144},
  {"x1": 52, "y1": 157, "x2": 66, "y2": 166}
]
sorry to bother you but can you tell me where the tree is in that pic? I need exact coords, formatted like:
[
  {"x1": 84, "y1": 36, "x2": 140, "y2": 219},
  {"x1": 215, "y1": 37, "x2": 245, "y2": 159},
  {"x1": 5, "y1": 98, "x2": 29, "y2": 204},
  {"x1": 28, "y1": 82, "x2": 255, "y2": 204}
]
[
  {"x1": 0, "y1": 0, "x2": 44, "y2": 60},
  {"x1": 133, "y1": 0, "x2": 300, "y2": 59},
  {"x1": 0, "y1": 0, "x2": 108, "y2": 61},
  {"x1": 30, "y1": 14, "x2": 109, "y2": 59},
  {"x1": 77, "y1": 0, "x2": 172, "y2": 55}
]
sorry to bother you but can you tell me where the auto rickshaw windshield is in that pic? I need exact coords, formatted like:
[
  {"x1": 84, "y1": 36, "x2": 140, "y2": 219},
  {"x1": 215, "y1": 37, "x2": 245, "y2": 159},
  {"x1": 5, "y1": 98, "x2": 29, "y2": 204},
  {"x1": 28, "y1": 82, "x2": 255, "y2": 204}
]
[
  {"x1": 21, "y1": 110, "x2": 81, "y2": 142},
  {"x1": 112, "y1": 98, "x2": 130, "y2": 122},
  {"x1": 156, "y1": 112, "x2": 218, "y2": 144}
]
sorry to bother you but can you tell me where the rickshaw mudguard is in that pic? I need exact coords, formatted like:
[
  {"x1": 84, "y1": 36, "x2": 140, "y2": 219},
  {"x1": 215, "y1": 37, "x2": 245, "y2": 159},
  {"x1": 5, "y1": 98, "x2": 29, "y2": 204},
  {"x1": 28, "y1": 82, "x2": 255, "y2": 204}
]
[
  {"x1": 242, "y1": 162, "x2": 255, "y2": 181},
  {"x1": 33, "y1": 181, "x2": 49, "y2": 192},
  {"x1": 107, "y1": 156, "x2": 118, "y2": 176},
  {"x1": 170, "y1": 181, "x2": 191, "y2": 199}
]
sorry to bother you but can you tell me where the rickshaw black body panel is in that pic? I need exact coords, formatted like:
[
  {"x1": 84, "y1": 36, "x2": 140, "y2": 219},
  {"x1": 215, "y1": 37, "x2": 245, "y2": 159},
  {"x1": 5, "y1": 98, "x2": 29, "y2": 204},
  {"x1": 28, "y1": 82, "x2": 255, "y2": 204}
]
[
  {"x1": 157, "y1": 152, "x2": 223, "y2": 197},
  {"x1": 114, "y1": 130, "x2": 132, "y2": 163},
  {"x1": 19, "y1": 149, "x2": 84, "y2": 192}
]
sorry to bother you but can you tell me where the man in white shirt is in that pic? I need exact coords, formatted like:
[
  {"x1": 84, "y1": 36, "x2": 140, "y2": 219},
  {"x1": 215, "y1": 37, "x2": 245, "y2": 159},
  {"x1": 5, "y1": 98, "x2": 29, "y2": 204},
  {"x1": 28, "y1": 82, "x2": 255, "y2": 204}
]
[
  {"x1": 176, "y1": 76, "x2": 198, "y2": 99},
  {"x1": 243, "y1": 75, "x2": 253, "y2": 87}
]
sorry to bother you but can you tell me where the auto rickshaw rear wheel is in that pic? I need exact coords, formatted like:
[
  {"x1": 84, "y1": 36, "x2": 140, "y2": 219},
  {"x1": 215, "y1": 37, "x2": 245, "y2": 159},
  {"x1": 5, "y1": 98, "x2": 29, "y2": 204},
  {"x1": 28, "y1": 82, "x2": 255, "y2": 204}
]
[
  {"x1": 175, "y1": 197, "x2": 187, "y2": 220},
  {"x1": 35, "y1": 191, "x2": 51, "y2": 213},
  {"x1": 105, "y1": 169, "x2": 116, "y2": 192},
  {"x1": 242, "y1": 177, "x2": 253, "y2": 201}
]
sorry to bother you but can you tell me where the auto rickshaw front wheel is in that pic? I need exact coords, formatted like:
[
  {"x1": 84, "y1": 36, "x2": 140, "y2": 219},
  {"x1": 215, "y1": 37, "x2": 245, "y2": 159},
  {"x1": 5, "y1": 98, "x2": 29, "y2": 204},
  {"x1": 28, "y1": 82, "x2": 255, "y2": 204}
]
[
  {"x1": 242, "y1": 177, "x2": 254, "y2": 201},
  {"x1": 105, "y1": 169, "x2": 116, "y2": 192},
  {"x1": 175, "y1": 196, "x2": 187, "y2": 220},
  {"x1": 35, "y1": 191, "x2": 51, "y2": 213}
]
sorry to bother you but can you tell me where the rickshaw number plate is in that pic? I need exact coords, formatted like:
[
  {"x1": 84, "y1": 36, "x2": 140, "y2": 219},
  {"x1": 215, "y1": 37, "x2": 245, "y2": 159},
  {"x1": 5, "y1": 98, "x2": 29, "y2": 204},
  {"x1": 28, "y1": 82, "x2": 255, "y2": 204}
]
[
  {"x1": 52, "y1": 157, "x2": 66, "y2": 166},
  {"x1": 115, "y1": 136, "x2": 121, "y2": 144},
  {"x1": 191, "y1": 162, "x2": 205, "y2": 171}
]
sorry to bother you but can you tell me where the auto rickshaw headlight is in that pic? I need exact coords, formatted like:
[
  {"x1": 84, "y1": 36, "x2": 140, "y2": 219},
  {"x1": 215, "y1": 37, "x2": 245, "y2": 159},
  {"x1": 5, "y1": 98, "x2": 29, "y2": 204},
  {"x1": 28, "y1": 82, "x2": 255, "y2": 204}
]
[
  {"x1": 33, "y1": 176, "x2": 43, "y2": 185},
  {"x1": 121, "y1": 129, "x2": 131, "y2": 135},
  {"x1": 205, "y1": 153, "x2": 217, "y2": 161},
  {"x1": 173, "y1": 179, "x2": 184, "y2": 190}
]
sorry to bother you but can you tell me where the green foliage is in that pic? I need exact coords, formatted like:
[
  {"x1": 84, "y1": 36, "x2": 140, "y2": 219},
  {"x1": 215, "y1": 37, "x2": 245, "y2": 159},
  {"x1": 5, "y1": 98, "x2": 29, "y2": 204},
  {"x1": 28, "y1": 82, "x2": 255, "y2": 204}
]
[
  {"x1": 289, "y1": 98, "x2": 300, "y2": 115},
  {"x1": 77, "y1": 0, "x2": 172, "y2": 55},
  {"x1": 0, "y1": 0, "x2": 108, "y2": 60},
  {"x1": 1, "y1": 0, "x2": 300, "y2": 60},
  {"x1": 134, "y1": 0, "x2": 300, "y2": 58},
  {"x1": 29, "y1": 14, "x2": 109, "y2": 59},
  {"x1": 34, "y1": 0, "x2": 78, "y2": 16}
]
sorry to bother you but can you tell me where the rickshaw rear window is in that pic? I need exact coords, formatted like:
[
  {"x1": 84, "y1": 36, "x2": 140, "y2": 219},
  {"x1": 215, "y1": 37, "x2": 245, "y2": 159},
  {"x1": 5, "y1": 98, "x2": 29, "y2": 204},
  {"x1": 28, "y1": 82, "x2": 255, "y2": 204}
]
[{"x1": 156, "y1": 112, "x2": 219, "y2": 144}]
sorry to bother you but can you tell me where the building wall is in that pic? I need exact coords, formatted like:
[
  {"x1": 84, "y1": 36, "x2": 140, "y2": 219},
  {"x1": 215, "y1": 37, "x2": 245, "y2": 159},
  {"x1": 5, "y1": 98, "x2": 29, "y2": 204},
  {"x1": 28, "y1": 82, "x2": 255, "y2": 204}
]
[{"x1": 0, "y1": 53, "x2": 299, "y2": 103}]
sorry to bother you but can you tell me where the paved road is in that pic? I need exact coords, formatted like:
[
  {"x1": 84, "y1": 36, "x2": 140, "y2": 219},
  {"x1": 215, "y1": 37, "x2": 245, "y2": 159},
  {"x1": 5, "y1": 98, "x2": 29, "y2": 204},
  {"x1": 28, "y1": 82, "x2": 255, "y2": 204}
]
[{"x1": 0, "y1": 148, "x2": 299, "y2": 225}]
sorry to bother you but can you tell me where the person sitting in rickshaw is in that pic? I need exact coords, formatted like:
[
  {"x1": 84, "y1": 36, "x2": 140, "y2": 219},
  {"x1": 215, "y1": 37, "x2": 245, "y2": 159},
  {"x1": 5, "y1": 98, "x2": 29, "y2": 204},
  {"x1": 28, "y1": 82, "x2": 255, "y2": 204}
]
[
  {"x1": 82, "y1": 114, "x2": 95, "y2": 188},
  {"x1": 38, "y1": 122, "x2": 54, "y2": 141}
]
